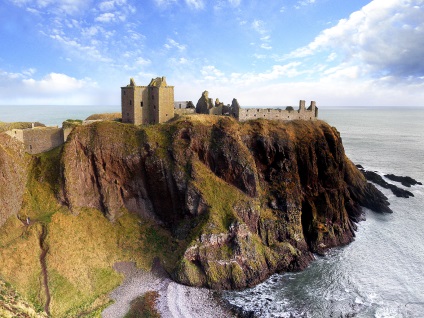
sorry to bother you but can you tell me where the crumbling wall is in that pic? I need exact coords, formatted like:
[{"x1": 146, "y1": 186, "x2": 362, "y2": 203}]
[
  {"x1": 21, "y1": 127, "x2": 64, "y2": 154},
  {"x1": 238, "y1": 101, "x2": 317, "y2": 122}
]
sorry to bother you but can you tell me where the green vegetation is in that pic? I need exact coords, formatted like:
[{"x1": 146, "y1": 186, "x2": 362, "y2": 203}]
[
  {"x1": 0, "y1": 279, "x2": 48, "y2": 318},
  {"x1": 85, "y1": 113, "x2": 121, "y2": 121},
  {"x1": 0, "y1": 121, "x2": 45, "y2": 133},
  {"x1": 124, "y1": 291, "x2": 160, "y2": 318},
  {"x1": 0, "y1": 114, "x2": 363, "y2": 314}
]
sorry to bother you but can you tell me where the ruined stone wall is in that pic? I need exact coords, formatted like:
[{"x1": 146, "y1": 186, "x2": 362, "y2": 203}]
[
  {"x1": 208, "y1": 105, "x2": 223, "y2": 116},
  {"x1": 238, "y1": 108, "x2": 317, "y2": 122},
  {"x1": 175, "y1": 108, "x2": 196, "y2": 116},
  {"x1": 21, "y1": 127, "x2": 64, "y2": 154},
  {"x1": 5, "y1": 129, "x2": 24, "y2": 143},
  {"x1": 237, "y1": 101, "x2": 317, "y2": 122}
]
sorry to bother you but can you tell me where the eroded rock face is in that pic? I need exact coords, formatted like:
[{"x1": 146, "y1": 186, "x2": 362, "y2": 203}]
[
  {"x1": 60, "y1": 117, "x2": 391, "y2": 289},
  {"x1": 0, "y1": 134, "x2": 29, "y2": 226}
]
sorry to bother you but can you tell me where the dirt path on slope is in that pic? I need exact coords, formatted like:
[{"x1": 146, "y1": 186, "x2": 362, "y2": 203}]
[{"x1": 39, "y1": 224, "x2": 51, "y2": 316}]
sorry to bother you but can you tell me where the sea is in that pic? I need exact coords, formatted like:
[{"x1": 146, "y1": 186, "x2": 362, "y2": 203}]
[{"x1": 1, "y1": 105, "x2": 423, "y2": 318}]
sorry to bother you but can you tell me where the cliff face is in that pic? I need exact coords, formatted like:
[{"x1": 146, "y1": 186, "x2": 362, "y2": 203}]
[
  {"x1": 60, "y1": 116, "x2": 390, "y2": 289},
  {"x1": 0, "y1": 134, "x2": 29, "y2": 227}
]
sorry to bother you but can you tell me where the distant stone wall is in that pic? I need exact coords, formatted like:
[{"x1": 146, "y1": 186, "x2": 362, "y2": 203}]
[
  {"x1": 175, "y1": 108, "x2": 196, "y2": 116},
  {"x1": 238, "y1": 101, "x2": 318, "y2": 122},
  {"x1": 6, "y1": 127, "x2": 64, "y2": 154}
]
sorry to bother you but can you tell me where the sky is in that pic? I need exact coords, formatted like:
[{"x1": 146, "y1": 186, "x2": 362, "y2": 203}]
[{"x1": 0, "y1": 0, "x2": 423, "y2": 106}]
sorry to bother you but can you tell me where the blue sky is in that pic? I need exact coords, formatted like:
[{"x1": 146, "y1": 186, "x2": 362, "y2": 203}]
[{"x1": 1, "y1": 0, "x2": 423, "y2": 106}]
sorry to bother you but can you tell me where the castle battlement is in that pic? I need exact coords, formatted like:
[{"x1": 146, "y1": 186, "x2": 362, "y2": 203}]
[{"x1": 121, "y1": 77, "x2": 318, "y2": 125}]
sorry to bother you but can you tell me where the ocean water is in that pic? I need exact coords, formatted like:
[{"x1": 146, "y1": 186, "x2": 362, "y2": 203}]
[
  {"x1": 224, "y1": 107, "x2": 424, "y2": 318},
  {"x1": 0, "y1": 105, "x2": 119, "y2": 126},
  {"x1": 1, "y1": 105, "x2": 423, "y2": 317}
]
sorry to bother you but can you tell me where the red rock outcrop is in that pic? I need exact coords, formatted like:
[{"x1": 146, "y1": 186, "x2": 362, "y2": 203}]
[{"x1": 60, "y1": 116, "x2": 391, "y2": 289}]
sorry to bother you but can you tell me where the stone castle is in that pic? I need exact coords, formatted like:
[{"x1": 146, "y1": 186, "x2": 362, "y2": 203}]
[
  {"x1": 121, "y1": 77, "x2": 318, "y2": 125},
  {"x1": 3, "y1": 76, "x2": 317, "y2": 155}
]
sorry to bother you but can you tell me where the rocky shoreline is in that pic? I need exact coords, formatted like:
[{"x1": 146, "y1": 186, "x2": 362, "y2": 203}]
[
  {"x1": 102, "y1": 262, "x2": 236, "y2": 318},
  {"x1": 356, "y1": 165, "x2": 421, "y2": 198}
]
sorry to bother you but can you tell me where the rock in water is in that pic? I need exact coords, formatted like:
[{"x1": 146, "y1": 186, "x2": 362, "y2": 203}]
[
  {"x1": 384, "y1": 173, "x2": 422, "y2": 187},
  {"x1": 357, "y1": 167, "x2": 414, "y2": 198},
  {"x1": 60, "y1": 117, "x2": 391, "y2": 289}
]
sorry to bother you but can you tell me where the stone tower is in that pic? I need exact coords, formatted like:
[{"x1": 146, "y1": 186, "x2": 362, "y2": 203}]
[{"x1": 121, "y1": 76, "x2": 174, "y2": 125}]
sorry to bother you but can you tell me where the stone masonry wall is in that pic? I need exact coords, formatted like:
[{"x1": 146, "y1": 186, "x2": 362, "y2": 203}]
[
  {"x1": 15, "y1": 127, "x2": 64, "y2": 154},
  {"x1": 175, "y1": 108, "x2": 196, "y2": 116},
  {"x1": 238, "y1": 108, "x2": 317, "y2": 121}
]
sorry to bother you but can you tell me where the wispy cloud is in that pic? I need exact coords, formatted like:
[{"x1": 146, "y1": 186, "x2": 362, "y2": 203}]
[
  {"x1": 295, "y1": 0, "x2": 316, "y2": 9},
  {"x1": 49, "y1": 34, "x2": 113, "y2": 62},
  {"x1": 185, "y1": 0, "x2": 205, "y2": 10},
  {"x1": 153, "y1": 0, "x2": 177, "y2": 8},
  {"x1": 252, "y1": 20, "x2": 272, "y2": 50},
  {"x1": 164, "y1": 38, "x2": 187, "y2": 51},
  {"x1": 95, "y1": 13, "x2": 116, "y2": 23},
  {"x1": 10, "y1": 0, "x2": 90, "y2": 15},
  {"x1": 228, "y1": 0, "x2": 241, "y2": 7}
]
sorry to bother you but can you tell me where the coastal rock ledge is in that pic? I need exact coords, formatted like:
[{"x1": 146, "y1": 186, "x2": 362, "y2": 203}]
[{"x1": 60, "y1": 116, "x2": 391, "y2": 290}]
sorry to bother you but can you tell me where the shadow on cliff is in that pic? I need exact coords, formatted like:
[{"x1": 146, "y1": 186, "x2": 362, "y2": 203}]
[{"x1": 57, "y1": 116, "x2": 391, "y2": 290}]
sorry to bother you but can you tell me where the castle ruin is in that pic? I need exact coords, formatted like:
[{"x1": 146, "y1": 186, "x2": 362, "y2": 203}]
[
  {"x1": 121, "y1": 77, "x2": 318, "y2": 125},
  {"x1": 121, "y1": 77, "x2": 175, "y2": 125}
]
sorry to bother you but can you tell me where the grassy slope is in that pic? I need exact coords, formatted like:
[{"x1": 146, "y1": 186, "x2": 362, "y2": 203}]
[
  {"x1": 0, "y1": 116, "x2": 346, "y2": 316},
  {"x1": 0, "y1": 141, "x2": 177, "y2": 317}
]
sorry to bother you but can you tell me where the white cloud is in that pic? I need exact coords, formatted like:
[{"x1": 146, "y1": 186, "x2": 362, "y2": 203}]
[
  {"x1": 164, "y1": 38, "x2": 186, "y2": 51},
  {"x1": 95, "y1": 12, "x2": 116, "y2": 23},
  {"x1": 295, "y1": 0, "x2": 316, "y2": 9},
  {"x1": 252, "y1": 20, "x2": 272, "y2": 50},
  {"x1": 135, "y1": 57, "x2": 151, "y2": 66},
  {"x1": 22, "y1": 73, "x2": 88, "y2": 92},
  {"x1": 50, "y1": 34, "x2": 112, "y2": 62},
  {"x1": 185, "y1": 0, "x2": 205, "y2": 10},
  {"x1": 284, "y1": 0, "x2": 424, "y2": 80},
  {"x1": 228, "y1": 0, "x2": 241, "y2": 6},
  {"x1": 252, "y1": 20, "x2": 267, "y2": 35},
  {"x1": 13, "y1": 0, "x2": 89, "y2": 15},
  {"x1": 154, "y1": 0, "x2": 177, "y2": 7},
  {"x1": 260, "y1": 44, "x2": 272, "y2": 50},
  {"x1": 98, "y1": 0, "x2": 127, "y2": 11},
  {"x1": 0, "y1": 70, "x2": 103, "y2": 105}
]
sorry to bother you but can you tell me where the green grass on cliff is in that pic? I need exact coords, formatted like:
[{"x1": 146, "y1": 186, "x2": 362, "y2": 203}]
[
  {"x1": 0, "y1": 279, "x2": 48, "y2": 318},
  {"x1": 0, "y1": 121, "x2": 45, "y2": 133},
  {"x1": 0, "y1": 140, "x2": 180, "y2": 317},
  {"x1": 19, "y1": 146, "x2": 66, "y2": 223}
]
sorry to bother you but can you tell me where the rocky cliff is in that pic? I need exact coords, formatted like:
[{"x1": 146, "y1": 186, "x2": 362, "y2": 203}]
[
  {"x1": 0, "y1": 133, "x2": 29, "y2": 227},
  {"x1": 60, "y1": 115, "x2": 390, "y2": 289}
]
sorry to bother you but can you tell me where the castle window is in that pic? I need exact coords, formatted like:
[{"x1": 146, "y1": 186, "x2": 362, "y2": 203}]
[
  {"x1": 129, "y1": 100, "x2": 132, "y2": 105},
  {"x1": 141, "y1": 101, "x2": 143, "y2": 107},
  {"x1": 268, "y1": 109, "x2": 270, "y2": 112},
  {"x1": 154, "y1": 105, "x2": 156, "y2": 109},
  {"x1": 257, "y1": 109, "x2": 259, "y2": 112},
  {"x1": 123, "y1": 91, "x2": 126, "y2": 95},
  {"x1": 152, "y1": 95, "x2": 154, "y2": 100}
]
